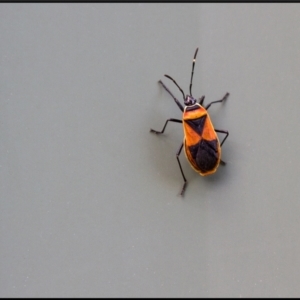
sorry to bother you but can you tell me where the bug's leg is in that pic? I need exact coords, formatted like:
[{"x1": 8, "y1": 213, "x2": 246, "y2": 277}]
[
  {"x1": 215, "y1": 129, "x2": 229, "y2": 165},
  {"x1": 158, "y1": 80, "x2": 184, "y2": 112},
  {"x1": 205, "y1": 92, "x2": 230, "y2": 110},
  {"x1": 150, "y1": 119, "x2": 182, "y2": 134},
  {"x1": 176, "y1": 143, "x2": 187, "y2": 196},
  {"x1": 220, "y1": 160, "x2": 226, "y2": 165},
  {"x1": 215, "y1": 129, "x2": 229, "y2": 147},
  {"x1": 199, "y1": 95, "x2": 205, "y2": 105}
]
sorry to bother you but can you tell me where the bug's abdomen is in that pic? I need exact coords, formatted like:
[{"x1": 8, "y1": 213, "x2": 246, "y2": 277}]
[{"x1": 183, "y1": 104, "x2": 221, "y2": 175}]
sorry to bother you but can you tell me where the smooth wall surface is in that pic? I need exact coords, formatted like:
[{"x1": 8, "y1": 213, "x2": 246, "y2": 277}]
[{"x1": 1, "y1": 3, "x2": 300, "y2": 297}]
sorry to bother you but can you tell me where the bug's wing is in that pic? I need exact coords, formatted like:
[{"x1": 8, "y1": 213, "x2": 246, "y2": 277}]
[{"x1": 183, "y1": 114, "x2": 221, "y2": 175}]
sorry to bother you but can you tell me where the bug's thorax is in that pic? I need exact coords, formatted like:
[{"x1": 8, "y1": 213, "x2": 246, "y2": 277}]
[{"x1": 183, "y1": 103, "x2": 207, "y2": 121}]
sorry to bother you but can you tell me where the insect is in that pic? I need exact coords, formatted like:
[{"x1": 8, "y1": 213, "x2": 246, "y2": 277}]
[{"x1": 150, "y1": 48, "x2": 229, "y2": 196}]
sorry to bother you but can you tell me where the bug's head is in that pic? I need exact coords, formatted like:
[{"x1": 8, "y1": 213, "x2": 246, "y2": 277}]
[{"x1": 184, "y1": 95, "x2": 196, "y2": 106}]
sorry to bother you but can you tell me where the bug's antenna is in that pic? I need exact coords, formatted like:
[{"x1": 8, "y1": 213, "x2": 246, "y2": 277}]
[
  {"x1": 189, "y1": 47, "x2": 199, "y2": 96},
  {"x1": 164, "y1": 74, "x2": 185, "y2": 101}
]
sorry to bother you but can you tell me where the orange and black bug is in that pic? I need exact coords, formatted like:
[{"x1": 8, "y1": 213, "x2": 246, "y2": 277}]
[{"x1": 150, "y1": 48, "x2": 229, "y2": 196}]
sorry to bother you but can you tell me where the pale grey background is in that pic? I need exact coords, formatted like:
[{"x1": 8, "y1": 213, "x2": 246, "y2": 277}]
[{"x1": 1, "y1": 3, "x2": 300, "y2": 297}]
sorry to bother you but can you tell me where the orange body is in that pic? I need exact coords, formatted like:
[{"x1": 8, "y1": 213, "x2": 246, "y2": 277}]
[{"x1": 183, "y1": 103, "x2": 221, "y2": 176}]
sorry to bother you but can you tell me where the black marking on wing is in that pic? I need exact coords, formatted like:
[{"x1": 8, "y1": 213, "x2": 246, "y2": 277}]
[
  {"x1": 189, "y1": 139, "x2": 219, "y2": 172},
  {"x1": 185, "y1": 115, "x2": 207, "y2": 136}
]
